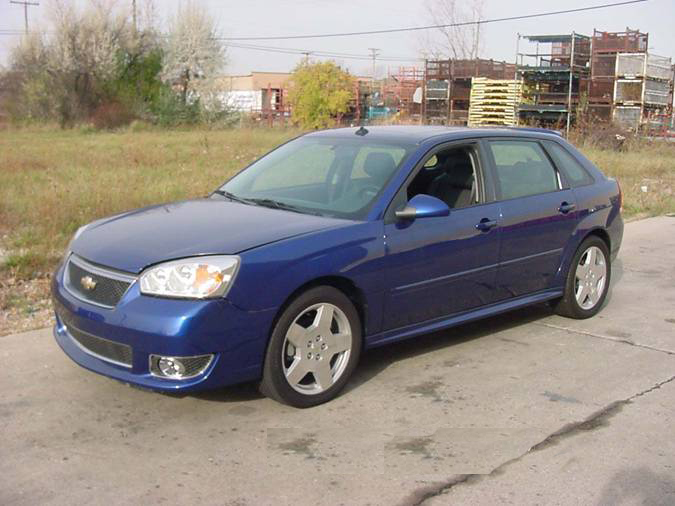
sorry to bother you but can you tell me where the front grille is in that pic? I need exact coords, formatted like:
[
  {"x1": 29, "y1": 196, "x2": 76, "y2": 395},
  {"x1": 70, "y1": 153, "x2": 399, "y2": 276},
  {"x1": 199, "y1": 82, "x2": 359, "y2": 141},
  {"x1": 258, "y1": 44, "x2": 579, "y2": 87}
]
[
  {"x1": 65, "y1": 255, "x2": 135, "y2": 308},
  {"x1": 67, "y1": 324, "x2": 133, "y2": 367}
]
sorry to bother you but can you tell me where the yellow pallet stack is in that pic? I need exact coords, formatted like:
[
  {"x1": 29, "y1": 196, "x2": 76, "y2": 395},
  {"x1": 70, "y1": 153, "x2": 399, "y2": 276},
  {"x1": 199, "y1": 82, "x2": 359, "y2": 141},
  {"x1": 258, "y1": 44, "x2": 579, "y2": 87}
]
[{"x1": 468, "y1": 78, "x2": 522, "y2": 127}]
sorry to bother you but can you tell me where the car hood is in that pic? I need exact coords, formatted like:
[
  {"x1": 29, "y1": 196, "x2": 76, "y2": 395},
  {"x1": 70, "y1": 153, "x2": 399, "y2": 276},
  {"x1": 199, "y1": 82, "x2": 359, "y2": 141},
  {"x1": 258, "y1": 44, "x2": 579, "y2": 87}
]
[{"x1": 71, "y1": 198, "x2": 348, "y2": 273}]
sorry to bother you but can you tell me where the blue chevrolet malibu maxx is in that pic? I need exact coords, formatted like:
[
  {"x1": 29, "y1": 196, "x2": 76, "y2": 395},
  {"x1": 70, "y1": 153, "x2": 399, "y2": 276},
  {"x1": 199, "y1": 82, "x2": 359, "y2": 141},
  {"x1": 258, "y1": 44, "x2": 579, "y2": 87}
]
[{"x1": 52, "y1": 126, "x2": 623, "y2": 407}]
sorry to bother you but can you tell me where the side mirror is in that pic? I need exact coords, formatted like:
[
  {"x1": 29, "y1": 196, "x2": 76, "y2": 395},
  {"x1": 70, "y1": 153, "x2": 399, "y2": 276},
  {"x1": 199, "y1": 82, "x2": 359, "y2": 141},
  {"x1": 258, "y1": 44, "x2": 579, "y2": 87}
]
[{"x1": 395, "y1": 194, "x2": 450, "y2": 221}]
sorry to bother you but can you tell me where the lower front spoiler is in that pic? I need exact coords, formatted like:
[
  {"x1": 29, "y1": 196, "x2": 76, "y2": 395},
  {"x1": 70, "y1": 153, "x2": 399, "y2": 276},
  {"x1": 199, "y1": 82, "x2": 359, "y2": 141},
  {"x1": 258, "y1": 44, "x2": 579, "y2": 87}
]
[{"x1": 53, "y1": 322, "x2": 256, "y2": 393}]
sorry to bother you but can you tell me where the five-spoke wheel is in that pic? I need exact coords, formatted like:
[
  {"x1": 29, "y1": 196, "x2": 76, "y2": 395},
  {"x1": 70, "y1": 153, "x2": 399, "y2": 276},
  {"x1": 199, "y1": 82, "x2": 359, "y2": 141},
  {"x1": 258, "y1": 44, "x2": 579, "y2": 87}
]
[
  {"x1": 553, "y1": 236, "x2": 611, "y2": 319},
  {"x1": 260, "y1": 286, "x2": 361, "y2": 407},
  {"x1": 282, "y1": 303, "x2": 353, "y2": 394},
  {"x1": 574, "y1": 245, "x2": 607, "y2": 310}
]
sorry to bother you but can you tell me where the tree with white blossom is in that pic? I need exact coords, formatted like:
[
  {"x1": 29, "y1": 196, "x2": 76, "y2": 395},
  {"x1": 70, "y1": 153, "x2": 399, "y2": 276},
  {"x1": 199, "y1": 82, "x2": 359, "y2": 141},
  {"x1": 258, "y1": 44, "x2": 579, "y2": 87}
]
[{"x1": 161, "y1": 2, "x2": 226, "y2": 106}]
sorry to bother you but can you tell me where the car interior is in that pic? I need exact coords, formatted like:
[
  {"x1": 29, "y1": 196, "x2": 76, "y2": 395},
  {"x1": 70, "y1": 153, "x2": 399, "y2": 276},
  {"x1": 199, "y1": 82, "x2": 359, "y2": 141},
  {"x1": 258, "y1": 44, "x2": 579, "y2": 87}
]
[{"x1": 407, "y1": 146, "x2": 479, "y2": 209}]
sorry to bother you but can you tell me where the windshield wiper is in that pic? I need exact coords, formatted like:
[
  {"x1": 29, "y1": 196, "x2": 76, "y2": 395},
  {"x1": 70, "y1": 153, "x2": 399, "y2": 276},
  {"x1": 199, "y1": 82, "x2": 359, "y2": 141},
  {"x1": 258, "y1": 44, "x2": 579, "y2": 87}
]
[
  {"x1": 246, "y1": 198, "x2": 320, "y2": 215},
  {"x1": 213, "y1": 190, "x2": 252, "y2": 205}
]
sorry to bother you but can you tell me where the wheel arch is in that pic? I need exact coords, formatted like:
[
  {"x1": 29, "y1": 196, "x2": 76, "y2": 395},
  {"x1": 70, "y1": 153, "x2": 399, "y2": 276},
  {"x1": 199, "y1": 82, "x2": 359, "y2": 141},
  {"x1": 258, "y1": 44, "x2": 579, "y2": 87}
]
[
  {"x1": 270, "y1": 276, "x2": 368, "y2": 344},
  {"x1": 555, "y1": 226, "x2": 612, "y2": 289},
  {"x1": 582, "y1": 227, "x2": 611, "y2": 253}
]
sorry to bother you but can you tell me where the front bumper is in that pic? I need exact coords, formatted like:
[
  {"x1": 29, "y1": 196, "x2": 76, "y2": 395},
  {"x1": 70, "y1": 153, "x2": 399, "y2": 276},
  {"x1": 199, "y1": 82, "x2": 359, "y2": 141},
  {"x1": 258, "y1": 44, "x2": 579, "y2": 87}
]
[{"x1": 51, "y1": 262, "x2": 277, "y2": 392}]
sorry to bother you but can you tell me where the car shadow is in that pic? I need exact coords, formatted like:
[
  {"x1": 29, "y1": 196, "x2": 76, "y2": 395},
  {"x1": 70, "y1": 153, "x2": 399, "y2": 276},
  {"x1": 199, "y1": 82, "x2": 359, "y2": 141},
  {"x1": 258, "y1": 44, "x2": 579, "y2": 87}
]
[
  {"x1": 343, "y1": 303, "x2": 554, "y2": 395},
  {"x1": 603, "y1": 258, "x2": 623, "y2": 307},
  {"x1": 188, "y1": 302, "x2": 555, "y2": 404}
]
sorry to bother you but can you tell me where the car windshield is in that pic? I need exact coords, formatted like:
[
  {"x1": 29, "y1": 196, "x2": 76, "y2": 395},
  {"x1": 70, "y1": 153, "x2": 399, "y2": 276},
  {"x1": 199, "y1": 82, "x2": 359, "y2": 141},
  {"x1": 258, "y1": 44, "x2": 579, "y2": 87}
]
[{"x1": 217, "y1": 136, "x2": 415, "y2": 219}]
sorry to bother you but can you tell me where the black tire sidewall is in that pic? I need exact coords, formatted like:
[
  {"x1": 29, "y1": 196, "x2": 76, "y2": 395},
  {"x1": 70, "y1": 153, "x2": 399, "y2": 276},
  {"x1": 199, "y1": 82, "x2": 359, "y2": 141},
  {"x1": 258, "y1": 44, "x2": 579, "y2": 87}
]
[{"x1": 261, "y1": 286, "x2": 362, "y2": 408}]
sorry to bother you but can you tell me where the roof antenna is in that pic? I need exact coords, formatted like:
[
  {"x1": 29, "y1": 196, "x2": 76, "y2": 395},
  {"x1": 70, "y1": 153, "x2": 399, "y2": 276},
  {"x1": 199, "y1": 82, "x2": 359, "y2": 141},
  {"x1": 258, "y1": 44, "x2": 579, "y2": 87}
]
[{"x1": 355, "y1": 126, "x2": 369, "y2": 136}]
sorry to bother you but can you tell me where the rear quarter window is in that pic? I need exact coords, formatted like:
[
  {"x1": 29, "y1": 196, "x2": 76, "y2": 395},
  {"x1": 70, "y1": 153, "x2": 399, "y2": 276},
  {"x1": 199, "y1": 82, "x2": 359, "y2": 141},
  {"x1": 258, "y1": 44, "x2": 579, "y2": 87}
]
[{"x1": 543, "y1": 141, "x2": 594, "y2": 188}]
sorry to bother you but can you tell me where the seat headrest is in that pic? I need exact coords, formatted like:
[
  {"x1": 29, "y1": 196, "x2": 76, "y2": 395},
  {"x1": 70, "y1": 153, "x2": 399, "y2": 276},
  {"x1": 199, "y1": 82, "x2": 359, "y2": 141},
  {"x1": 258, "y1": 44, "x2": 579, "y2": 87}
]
[
  {"x1": 363, "y1": 152, "x2": 396, "y2": 181},
  {"x1": 442, "y1": 153, "x2": 474, "y2": 189}
]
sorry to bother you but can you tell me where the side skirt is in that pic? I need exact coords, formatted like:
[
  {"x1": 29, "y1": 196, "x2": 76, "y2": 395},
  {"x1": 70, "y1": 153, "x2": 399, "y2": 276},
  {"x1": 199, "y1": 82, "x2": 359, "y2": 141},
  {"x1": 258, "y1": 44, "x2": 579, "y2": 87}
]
[{"x1": 364, "y1": 289, "x2": 563, "y2": 349}]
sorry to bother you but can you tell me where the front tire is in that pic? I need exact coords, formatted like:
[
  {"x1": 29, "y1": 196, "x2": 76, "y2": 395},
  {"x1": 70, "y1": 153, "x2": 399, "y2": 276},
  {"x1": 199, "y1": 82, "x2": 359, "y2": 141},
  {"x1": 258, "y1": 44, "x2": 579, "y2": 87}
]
[
  {"x1": 553, "y1": 236, "x2": 611, "y2": 319},
  {"x1": 259, "y1": 286, "x2": 362, "y2": 408}
]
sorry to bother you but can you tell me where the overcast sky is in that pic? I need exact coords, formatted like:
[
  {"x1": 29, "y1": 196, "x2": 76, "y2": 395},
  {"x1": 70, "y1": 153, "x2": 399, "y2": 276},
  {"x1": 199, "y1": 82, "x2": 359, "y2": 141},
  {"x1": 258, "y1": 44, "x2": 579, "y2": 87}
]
[{"x1": 1, "y1": 0, "x2": 673, "y2": 76}]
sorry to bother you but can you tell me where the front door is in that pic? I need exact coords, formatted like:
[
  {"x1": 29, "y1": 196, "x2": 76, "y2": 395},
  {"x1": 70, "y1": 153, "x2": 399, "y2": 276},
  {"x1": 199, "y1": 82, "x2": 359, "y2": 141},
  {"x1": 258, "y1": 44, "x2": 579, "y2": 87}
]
[{"x1": 382, "y1": 143, "x2": 502, "y2": 331}]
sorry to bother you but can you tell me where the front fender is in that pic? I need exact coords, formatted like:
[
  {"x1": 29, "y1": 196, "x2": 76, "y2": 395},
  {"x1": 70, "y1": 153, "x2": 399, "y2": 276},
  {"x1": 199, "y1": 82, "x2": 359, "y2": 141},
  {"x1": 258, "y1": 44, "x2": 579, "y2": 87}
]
[{"x1": 227, "y1": 221, "x2": 387, "y2": 335}]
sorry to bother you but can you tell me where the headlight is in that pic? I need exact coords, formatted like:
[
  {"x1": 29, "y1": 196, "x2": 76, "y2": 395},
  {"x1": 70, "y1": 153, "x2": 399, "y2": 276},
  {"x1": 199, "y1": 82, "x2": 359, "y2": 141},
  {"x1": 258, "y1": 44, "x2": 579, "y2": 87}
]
[{"x1": 139, "y1": 256, "x2": 240, "y2": 299}]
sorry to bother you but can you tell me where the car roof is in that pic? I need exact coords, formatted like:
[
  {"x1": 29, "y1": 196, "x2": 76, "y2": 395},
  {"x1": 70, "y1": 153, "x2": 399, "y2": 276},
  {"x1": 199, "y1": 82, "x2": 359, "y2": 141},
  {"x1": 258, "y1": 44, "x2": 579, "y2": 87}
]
[{"x1": 305, "y1": 125, "x2": 564, "y2": 145}]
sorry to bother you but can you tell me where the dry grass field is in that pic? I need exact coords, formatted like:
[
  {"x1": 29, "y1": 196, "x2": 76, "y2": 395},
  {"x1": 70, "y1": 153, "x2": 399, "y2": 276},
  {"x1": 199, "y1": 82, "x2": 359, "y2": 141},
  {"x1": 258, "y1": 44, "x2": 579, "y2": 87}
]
[{"x1": 1, "y1": 126, "x2": 673, "y2": 335}]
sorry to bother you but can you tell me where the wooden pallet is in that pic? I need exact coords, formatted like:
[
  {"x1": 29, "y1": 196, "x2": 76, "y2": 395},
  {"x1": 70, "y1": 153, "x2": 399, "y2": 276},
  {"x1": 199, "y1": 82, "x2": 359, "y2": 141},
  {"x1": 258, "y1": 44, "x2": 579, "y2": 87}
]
[
  {"x1": 469, "y1": 118, "x2": 517, "y2": 126},
  {"x1": 469, "y1": 77, "x2": 522, "y2": 127}
]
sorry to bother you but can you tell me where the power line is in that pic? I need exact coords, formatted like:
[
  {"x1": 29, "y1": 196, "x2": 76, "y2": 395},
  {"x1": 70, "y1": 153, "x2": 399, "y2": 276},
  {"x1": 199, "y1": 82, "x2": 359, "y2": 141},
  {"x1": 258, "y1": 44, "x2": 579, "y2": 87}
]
[
  {"x1": 217, "y1": 0, "x2": 648, "y2": 41},
  {"x1": 9, "y1": 0, "x2": 39, "y2": 34},
  {"x1": 226, "y1": 42, "x2": 423, "y2": 62},
  {"x1": 0, "y1": 28, "x2": 423, "y2": 61}
]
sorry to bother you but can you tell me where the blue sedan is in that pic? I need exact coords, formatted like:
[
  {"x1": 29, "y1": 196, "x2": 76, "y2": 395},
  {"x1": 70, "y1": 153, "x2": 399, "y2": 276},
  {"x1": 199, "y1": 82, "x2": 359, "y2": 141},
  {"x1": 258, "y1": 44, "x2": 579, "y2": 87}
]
[{"x1": 52, "y1": 126, "x2": 623, "y2": 407}]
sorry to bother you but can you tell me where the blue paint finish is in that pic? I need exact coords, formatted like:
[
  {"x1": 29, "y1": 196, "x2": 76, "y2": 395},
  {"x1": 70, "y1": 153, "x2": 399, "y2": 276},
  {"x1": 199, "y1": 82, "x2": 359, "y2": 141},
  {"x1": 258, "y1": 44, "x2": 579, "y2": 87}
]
[
  {"x1": 400, "y1": 194, "x2": 451, "y2": 219},
  {"x1": 496, "y1": 189, "x2": 578, "y2": 297},
  {"x1": 383, "y1": 202, "x2": 502, "y2": 330},
  {"x1": 51, "y1": 126, "x2": 623, "y2": 393},
  {"x1": 72, "y1": 199, "x2": 349, "y2": 273}
]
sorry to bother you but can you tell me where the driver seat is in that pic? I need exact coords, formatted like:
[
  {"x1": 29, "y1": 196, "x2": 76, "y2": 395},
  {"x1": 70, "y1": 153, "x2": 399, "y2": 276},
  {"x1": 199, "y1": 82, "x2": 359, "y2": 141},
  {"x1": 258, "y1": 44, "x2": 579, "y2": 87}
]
[{"x1": 428, "y1": 152, "x2": 475, "y2": 209}]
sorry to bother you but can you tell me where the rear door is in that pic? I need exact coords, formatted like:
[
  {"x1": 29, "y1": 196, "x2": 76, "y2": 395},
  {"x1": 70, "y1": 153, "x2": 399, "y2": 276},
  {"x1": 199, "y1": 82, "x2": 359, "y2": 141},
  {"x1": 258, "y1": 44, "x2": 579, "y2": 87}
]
[{"x1": 484, "y1": 138, "x2": 578, "y2": 299}]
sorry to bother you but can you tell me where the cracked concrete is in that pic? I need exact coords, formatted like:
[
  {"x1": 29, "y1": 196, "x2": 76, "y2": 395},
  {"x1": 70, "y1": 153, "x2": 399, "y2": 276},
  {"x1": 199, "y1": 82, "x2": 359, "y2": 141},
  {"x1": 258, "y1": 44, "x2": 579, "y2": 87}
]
[
  {"x1": 1, "y1": 216, "x2": 674, "y2": 506},
  {"x1": 409, "y1": 374, "x2": 675, "y2": 506}
]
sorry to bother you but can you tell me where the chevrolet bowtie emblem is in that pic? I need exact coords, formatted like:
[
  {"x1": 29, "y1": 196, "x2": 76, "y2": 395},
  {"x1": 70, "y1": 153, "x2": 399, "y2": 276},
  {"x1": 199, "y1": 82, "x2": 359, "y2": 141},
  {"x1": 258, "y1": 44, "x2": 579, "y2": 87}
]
[{"x1": 80, "y1": 275, "x2": 97, "y2": 291}]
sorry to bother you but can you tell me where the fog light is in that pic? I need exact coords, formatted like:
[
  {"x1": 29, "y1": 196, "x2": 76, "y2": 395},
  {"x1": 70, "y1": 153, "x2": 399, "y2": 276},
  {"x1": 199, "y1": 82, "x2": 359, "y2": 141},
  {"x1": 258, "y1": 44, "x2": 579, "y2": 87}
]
[
  {"x1": 158, "y1": 357, "x2": 186, "y2": 378},
  {"x1": 149, "y1": 354, "x2": 214, "y2": 380}
]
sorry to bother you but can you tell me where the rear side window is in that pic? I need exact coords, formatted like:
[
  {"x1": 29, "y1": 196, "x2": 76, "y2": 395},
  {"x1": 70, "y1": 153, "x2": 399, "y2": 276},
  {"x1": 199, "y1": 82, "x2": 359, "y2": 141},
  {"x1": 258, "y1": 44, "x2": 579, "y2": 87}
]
[
  {"x1": 488, "y1": 140, "x2": 559, "y2": 199},
  {"x1": 543, "y1": 141, "x2": 594, "y2": 187}
]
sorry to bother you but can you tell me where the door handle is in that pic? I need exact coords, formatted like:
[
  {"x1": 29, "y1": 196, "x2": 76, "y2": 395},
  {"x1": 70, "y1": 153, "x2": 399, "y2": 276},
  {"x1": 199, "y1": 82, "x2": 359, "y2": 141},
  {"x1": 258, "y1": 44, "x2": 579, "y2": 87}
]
[
  {"x1": 558, "y1": 202, "x2": 576, "y2": 214},
  {"x1": 475, "y1": 218, "x2": 497, "y2": 231}
]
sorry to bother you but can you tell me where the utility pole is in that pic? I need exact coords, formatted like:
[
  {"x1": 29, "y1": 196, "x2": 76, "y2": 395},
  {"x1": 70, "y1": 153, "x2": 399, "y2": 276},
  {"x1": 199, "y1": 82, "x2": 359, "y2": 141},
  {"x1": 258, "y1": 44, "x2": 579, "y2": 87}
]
[
  {"x1": 301, "y1": 51, "x2": 312, "y2": 64},
  {"x1": 132, "y1": 0, "x2": 137, "y2": 35},
  {"x1": 368, "y1": 48, "x2": 380, "y2": 118},
  {"x1": 10, "y1": 0, "x2": 39, "y2": 34}
]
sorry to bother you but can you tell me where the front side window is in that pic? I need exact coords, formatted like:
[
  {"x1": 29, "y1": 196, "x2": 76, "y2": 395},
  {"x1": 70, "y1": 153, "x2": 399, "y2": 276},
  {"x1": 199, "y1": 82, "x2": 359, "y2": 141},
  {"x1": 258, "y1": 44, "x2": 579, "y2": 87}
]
[
  {"x1": 488, "y1": 140, "x2": 559, "y2": 199},
  {"x1": 219, "y1": 136, "x2": 414, "y2": 219},
  {"x1": 406, "y1": 145, "x2": 480, "y2": 209}
]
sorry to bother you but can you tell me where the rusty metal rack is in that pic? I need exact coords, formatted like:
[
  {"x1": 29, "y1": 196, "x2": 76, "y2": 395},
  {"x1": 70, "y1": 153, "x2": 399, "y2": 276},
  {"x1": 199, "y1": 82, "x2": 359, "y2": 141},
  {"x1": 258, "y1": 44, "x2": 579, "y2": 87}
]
[
  {"x1": 516, "y1": 33, "x2": 590, "y2": 133},
  {"x1": 382, "y1": 67, "x2": 424, "y2": 121},
  {"x1": 422, "y1": 59, "x2": 516, "y2": 125},
  {"x1": 587, "y1": 28, "x2": 649, "y2": 123}
]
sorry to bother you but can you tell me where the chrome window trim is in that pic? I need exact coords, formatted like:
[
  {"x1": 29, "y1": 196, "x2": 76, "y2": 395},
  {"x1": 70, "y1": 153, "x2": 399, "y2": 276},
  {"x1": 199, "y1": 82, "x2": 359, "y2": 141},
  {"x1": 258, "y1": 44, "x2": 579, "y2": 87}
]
[
  {"x1": 63, "y1": 254, "x2": 137, "y2": 309},
  {"x1": 65, "y1": 324, "x2": 132, "y2": 369},
  {"x1": 149, "y1": 354, "x2": 215, "y2": 380}
]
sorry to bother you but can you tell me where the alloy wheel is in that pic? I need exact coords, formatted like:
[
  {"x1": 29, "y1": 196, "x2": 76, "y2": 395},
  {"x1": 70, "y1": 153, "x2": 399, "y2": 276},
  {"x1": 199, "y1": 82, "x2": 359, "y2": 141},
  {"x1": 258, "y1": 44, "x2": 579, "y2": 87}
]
[
  {"x1": 281, "y1": 303, "x2": 352, "y2": 395},
  {"x1": 574, "y1": 245, "x2": 607, "y2": 310}
]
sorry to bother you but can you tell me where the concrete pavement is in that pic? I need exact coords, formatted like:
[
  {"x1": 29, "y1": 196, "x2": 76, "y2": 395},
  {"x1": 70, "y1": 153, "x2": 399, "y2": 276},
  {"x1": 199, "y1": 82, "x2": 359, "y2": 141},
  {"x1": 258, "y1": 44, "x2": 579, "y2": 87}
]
[{"x1": 1, "y1": 216, "x2": 674, "y2": 505}]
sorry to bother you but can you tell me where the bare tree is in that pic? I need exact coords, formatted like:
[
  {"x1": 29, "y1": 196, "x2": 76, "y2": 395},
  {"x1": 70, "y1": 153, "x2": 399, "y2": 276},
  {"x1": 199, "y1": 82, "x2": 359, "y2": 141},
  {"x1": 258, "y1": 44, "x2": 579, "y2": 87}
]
[
  {"x1": 421, "y1": 0, "x2": 484, "y2": 60},
  {"x1": 161, "y1": 2, "x2": 225, "y2": 105}
]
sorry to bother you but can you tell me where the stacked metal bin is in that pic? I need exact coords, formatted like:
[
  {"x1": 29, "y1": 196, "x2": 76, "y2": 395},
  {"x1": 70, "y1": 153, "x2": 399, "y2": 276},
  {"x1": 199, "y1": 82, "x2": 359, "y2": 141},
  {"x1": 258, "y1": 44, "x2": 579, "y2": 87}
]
[{"x1": 613, "y1": 53, "x2": 673, "y2": 130}]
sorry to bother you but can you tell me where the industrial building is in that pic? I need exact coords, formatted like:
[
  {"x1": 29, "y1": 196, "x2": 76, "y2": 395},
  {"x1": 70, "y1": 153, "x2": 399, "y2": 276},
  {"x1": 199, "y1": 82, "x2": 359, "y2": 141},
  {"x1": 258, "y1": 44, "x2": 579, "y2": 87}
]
[{"x1": 215, "y1": 71, "x2": 292, "y2": 124}]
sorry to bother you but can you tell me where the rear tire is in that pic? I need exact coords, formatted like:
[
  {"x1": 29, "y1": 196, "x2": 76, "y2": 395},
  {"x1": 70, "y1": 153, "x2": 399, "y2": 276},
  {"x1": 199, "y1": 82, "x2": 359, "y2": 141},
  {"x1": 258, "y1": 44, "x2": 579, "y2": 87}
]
[
  {"x1": 553, "y1": 236, "x2": 611, "y2": 319},
  {"x1": 259, "y1": 286, "x2": 362, "y2": 408}
]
